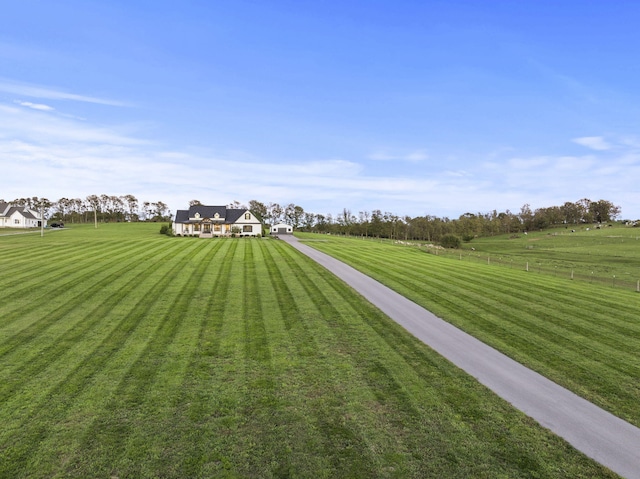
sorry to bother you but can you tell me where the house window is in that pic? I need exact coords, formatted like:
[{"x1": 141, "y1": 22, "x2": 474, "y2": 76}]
[
  {"x1": 194, "y1": 224, "x2": 200, "y2": 232},
  {"x1": 14, "y1": 219, "x2": 20, "y2": 224},
  {"x1": 243, "y1": 225, "x2": 252, "y2": 233},
  {"x1": 244, "y1": 213, "x2": 251, "y2": 220}
]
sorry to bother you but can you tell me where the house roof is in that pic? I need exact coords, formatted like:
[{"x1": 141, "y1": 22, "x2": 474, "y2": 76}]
[
  {"x1": 189, "y1": 205, "x2": 227, "y2": 220},
  {"x1": 173, "y1": 206, "x2": 260, "y2": 225},
  {"x1": 2, "y1": 206, "x2": 38, "y2": 219},
  {"x1": 175, "y1": 210, "x2": 190, "y2": 223},
  {"x1": 18, "y1": 208, "x2": 37, "y2": 220},
  {"x1": 225, "y1": 208, "x2": 249, "y2": 224}
]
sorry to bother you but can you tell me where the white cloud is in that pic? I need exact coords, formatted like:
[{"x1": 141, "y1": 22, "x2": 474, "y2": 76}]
[
  {"x1": 0, "y1": 79, "x2": 128, "y2": 107},
  {"x1": 1, "y1": 99, "x2": 639, "y2": 220},
  {"x1": 369, "y1": 149, "x2": 429, "y2": 162},
  {"x1": 14, "y1": 100, "x2": 54, "y2": 111},
  {"x1": 0, "y1": 105, "x2": 145, "y2": 145},
  {"x1": 572, "y1": 136, "x2": 611, "y2": 151}
]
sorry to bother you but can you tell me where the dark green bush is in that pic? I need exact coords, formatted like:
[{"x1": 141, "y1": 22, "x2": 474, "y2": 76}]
[
  {"x1": 461, "y1": 233, "x2": 475, "y2": 243},
  {"x1": 440, "y1": 234, "x2": 461, "y2": 249},
  {"x1": 159, "y1": 224, "x2": 173, "y2": 236}
]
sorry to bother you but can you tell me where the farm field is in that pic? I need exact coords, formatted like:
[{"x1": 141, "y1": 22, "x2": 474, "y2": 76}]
[
  {"x1": 0, "y1": 223, "x2": 617, "y2": 478},
  {"x1": 430, "y1": 225, "x2": 640, "y2": 290},
  {"x1": 296, "y1": 232, "x2": 640, "y2": 429}
]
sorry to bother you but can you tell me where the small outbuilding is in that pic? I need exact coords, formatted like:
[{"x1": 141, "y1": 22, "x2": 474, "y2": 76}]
[{"x1": 271, "y1": 223, "x2": 293, "y2": 234}]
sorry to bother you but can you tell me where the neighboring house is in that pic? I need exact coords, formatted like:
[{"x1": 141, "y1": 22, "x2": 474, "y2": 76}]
[
  {"x1": 0, "y1": 203, "x2": 46, "y2": 228},
  {"x1": 172, "y1": 205, "x2": 263, "y2": 237},
  {"x1": 271, "y1": 223, "x2": 293, "y2": 234}
]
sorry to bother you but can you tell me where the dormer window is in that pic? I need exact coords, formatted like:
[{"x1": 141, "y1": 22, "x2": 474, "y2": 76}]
[
  {"x1": 194, "y1": 212, "x2": 200, "y2": 219},
  {"x1": 214, "y1": 212, "x2": 220, "y2": 219}
]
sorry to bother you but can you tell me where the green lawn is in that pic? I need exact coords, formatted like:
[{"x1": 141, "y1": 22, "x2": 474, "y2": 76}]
[
  {"x1": 430, "y1": 225, "x2": 640, "y2": 289},
  {"x1": 296, "y1": 232, "x2": 640, "y2": 430},
  {"x1": 0, "y1": 223, "x2": 618, "y2": 478}
]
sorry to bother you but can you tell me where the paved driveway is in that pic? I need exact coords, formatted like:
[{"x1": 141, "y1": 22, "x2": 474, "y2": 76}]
[{"x1": 280, "y1": 235, "x2": 640, "y2": 479}]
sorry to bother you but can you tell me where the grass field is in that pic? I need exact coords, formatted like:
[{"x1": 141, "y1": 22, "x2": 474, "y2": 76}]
[
  {"x1": 420, "y1": 225, "x2": 640, "y2": 290},
  {"x1": 296, "y1": 232, "x2": 640, "y2": 430},
  {"x1": 0, "y1": 224, "x2": 618, "y2": 478}
]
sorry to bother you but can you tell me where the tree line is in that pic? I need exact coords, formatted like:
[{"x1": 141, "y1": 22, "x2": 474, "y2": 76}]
[
  {"x1": 223, "y1": 198, "x2": 624, "y2": 242},
  {"x1": 3, "y1": 195, "x2": 171, "y2": 223},
  {"x1": 4, "y1": 196, "x2": 624, "y2": 241}
]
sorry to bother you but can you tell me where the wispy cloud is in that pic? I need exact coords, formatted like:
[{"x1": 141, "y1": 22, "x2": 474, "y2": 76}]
[
  {"x1": 572, "y1": 136, "x2": 612, "y2": 151},
  {"x1": 0, "y1": 79, "x2": 128, "y2": 107},
  {"x1": 14, "y1": 100, "x2": 54, "y2": 111},
  {"x1": 369, "y1": 149, "x2": 429, "y2": 162},
  {"x1": 0, "y1": 104, "x2": 145, "y2": 145},
  {"x1": 1, "y1": 101, "x2": 639, "y2": 219}
]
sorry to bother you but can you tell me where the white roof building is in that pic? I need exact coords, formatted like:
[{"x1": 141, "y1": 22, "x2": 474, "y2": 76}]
[{"x1": 0, "y1": 203, "x2": 46, "y2": 228}]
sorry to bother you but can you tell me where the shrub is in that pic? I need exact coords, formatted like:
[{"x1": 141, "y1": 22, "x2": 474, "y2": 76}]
[
  {"x1": 461, "y1": 234, "x2": 475, "y2": 243},
  {"x1": 440, "y1": 234, "x2": 461, "y2": 249},
  {"x1": 159, "y1": 224, "x2": 173, "y2": 236}
]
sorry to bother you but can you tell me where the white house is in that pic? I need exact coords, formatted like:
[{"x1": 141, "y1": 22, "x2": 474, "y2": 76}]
[
  {"x1": 172, "y1": 205, "x2": 263, "y2": 237},
  {"x1": 271, "y1": 223, "x2": 293, "y2": 234},
  {"x1": 0, "y1": 203, "x2": 46, "y2": 228}
]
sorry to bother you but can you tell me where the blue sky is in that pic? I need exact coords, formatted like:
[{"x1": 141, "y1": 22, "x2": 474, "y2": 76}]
[{"x1": 1, "y1": 1, "x2": 639, "y2": 219}]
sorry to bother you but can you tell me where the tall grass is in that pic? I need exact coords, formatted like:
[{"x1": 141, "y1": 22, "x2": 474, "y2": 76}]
[{"x1": 0, "y1": 224, "x2": 617, "y2": 477}]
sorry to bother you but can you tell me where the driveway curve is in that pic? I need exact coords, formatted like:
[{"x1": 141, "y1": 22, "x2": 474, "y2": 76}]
[{"x1": 279, "y1": 235, "x2": 640, "y2": 479}]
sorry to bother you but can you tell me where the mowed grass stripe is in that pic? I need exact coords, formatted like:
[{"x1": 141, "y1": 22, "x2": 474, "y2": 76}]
[
  {"x1": 269, "y1": 240, "x2": 388, "y2": 477},
  {"x1": 313, "y1": 243, "x2": 640, "y2": 380},
  {"x1": 337, "y1": 245, "x2": 640, "y2": 378},
  {"x1": 0, "y1": 239, "x2": 190, "y2": 402},
  {"x1": 0, "y1": 239, "x2": 179, "y2": 348},
  {"x1": 273, "y1": 240, "x2": 615, "y2": 477},
  {"x1": 0, "y1": 227, "x2": 620, "y2": 478},
  {"x1": 273, "y1": 240, "x2": 428, "y2": 475},
  {"x1": 54, "y1": 240, "x2": 219, "y2": 477},
  {"x1": 303, "y1": 242, "x2": 638, "y2": 362},
  {"x1": 345, "y1": 243, "x2": 640, "y2": 330},
  {"x1": 334, "y1": 242, "x2": 631, "y2": 319},
  {"x1": 0, "y1": 237, "x2": 184, "y2": 366},
  {"x1": 0, "y1": 239, "x2": 212, "y2": 477},
  {"x1": 93, "y1": 240, "x2": 228, "y2": 478},
  {"x1": 276, "y1": 241, "x2": 557, "y2": 477},
  {"x1": 230, "y1": 240, "x2": 298, "y2": 477},
  {"x1": 269, "y1": 241, "x2": 415, "y2": 476},
  {"x1": 367, "y1": 252, "x2": 638, "y2": 362},
  {"x1": 0, "y1": 235, "x2": 151, "y2": 298},
  {"x1": 301, "y1": 236, "x2": 640, "y2": 426},
  {"x1": 154, "y1": 240, "x2": 240, "y2": 477},
  {"x1": 0, "y1": 236, "x2": 173, "y2": 330}
]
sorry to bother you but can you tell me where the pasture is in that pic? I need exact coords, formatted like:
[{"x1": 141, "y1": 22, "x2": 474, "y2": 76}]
[
  {"x1": 434, "y1": 225, "x2": 640, "y2": 290},
  {"x1": 0, "y1": 223, "x2": 617, "y2": 478},
  {"x1": 297, "y1": 231, "x2": 640, "y2": 429}
]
